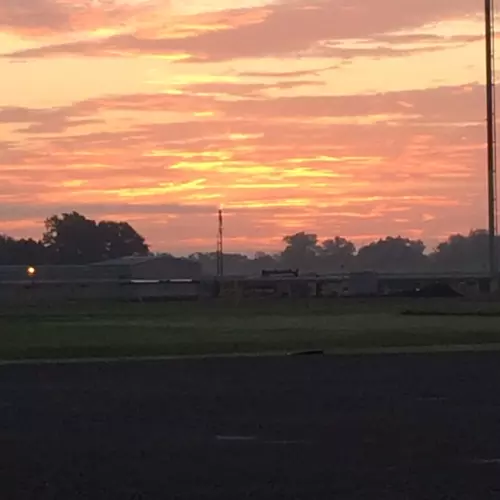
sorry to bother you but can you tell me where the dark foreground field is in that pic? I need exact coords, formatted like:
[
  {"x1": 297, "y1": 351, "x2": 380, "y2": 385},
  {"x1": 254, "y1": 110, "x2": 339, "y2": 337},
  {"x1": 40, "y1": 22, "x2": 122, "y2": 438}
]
[
  {"x1": 1, "y1": 352, "x2": 500, "y2": 499},
  {"x1": 2, "y1": 298, "x2": 500, "y2": 360}
]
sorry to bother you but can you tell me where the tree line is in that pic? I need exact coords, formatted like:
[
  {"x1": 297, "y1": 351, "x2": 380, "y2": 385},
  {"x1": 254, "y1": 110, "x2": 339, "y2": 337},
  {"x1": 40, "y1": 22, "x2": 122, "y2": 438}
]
[
  {"x1": 0, "y1": 211, "x2": 498, "y2": 273},
  {"x1": 192, "y1": 231, "x2": 499, "y2": 275},
  {"x1": 0, "y1": 212, "x2": 149, "y2": 266}
]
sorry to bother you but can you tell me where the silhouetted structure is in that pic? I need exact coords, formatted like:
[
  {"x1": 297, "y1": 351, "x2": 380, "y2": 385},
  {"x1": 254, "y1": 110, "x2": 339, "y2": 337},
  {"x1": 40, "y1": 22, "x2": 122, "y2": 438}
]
[
  {"x1": 216, "y1": 208, "x2": 224, "y2": 278},
  {"x1": 485, "y1": 0, "x2": 498, "y2": 284},
  {"x1": 261, "y1": 269, "x2": 299, "y2": 277},
  {"x1": 91, "y1": 255, "x2": 202, "y2": 281}
]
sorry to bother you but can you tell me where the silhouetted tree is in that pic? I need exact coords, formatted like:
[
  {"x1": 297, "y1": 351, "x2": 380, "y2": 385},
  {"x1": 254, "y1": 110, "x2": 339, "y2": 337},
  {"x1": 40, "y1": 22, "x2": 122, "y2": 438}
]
[
  {"x1": 318, "y1": 237, "x2": 356, "y2": 272},
  {"x1": 4, "y1": 216, "x2": 500, "y2": 274},
  {"x1": 189, "y1": 251, "x2": 280, "y2": 276},
  {"x1": 253, "y1": 252, "x2": 279, "y2": 272},
  {"x1": 0, "y1": 235, "x2": 17, "y2": 264},
  {"x1": 0, "y1": 234, "x2": 47, "y2": 265},
  {"x1": 43, "y1": 212, "x2": 100, "y2": 264},
  {"x1": 14, "y1": 238, "x2": 47, "y2": 265},
  {"x1": 281, "y1": 232, "x2": 320, "y2": 271},
  {"x1": 98, "y1": 220, "x2": 149, "y2": 260},
  {"x1": 429, "y1": 229, "x2": 499, "y2": 272},
  {"x1": 43, "y1": 212, "x2": 148, "y2": 264},
  {"x1": 356, "y1": 236, "x2": 428, "y2": 272}
]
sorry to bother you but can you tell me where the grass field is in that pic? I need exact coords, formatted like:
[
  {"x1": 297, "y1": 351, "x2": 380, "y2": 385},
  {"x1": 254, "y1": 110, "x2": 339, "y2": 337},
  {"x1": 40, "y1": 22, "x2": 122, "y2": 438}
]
[{"x1": 1, "y1": 298, "x2": 500, "y2": 360}]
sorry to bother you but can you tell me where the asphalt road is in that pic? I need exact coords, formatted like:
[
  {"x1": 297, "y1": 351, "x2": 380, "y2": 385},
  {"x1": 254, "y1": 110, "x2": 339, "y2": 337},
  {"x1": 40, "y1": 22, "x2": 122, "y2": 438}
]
[{"x1": 1, "y1": 352, "x2": 500, "y2": 499}]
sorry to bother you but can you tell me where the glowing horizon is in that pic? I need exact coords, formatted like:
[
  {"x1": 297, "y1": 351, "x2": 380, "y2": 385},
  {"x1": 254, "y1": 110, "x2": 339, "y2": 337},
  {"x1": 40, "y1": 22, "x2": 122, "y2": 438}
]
[{"x1": 0, "y1": 0, "x2": 497, "y2": 254}]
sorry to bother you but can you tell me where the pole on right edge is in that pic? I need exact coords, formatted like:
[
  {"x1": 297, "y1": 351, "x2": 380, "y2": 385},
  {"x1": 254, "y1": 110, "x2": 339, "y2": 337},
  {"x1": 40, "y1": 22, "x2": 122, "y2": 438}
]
[{"x1": 485, "y1": 0, "x2": 498, "y2": 291}]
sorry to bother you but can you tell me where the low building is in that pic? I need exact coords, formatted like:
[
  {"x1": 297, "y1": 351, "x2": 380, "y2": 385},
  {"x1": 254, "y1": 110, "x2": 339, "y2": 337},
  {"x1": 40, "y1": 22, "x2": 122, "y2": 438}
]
[
  {"x1": 90, "y1": 255, "x2": 202, "y2": 281},
  {"x1": 0, "y1": 265, "x2": 91, "y2": 282},
  {"x1": 0, "y1": 256, "x2": 203, "y2": 304},
  {"x1": 346, "y1": 272, "x2": 379, "y2": 296}
]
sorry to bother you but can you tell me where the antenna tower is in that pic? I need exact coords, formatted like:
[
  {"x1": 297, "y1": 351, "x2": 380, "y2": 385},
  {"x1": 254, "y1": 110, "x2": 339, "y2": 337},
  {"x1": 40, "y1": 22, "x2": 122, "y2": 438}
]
[
  {"x1": 485, "y1": 0, "x2": 498, "y2": 285},
  {"x1": 216, "y1": 208, "x2": 224, "y2": 277}
]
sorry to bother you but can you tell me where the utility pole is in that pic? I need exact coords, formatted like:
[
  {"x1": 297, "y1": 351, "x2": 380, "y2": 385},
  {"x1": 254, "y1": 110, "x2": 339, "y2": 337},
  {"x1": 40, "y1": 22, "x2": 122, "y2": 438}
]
[
  {"x1": 485, "y1": 0, "x2": 498, "y2": 290},
  {"x1": 216, "y1": 207, "x2": 224, "y2": 278}
]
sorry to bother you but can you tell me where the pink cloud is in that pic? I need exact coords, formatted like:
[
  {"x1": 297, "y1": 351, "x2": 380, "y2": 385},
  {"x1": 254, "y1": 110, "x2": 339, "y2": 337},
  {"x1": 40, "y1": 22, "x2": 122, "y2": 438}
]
[
  {"x1": 1, "y1": 0, "x2": 481, "y2": 60},
  {"x1": 0, "y1": 81, "x2": 490, "y2": 252},
  {"x1": 0, "y1": 1, "x2": 491, "y2": 252},
  {"x1": 0, "y1": 0, "x2": 169, "y2": 37}
]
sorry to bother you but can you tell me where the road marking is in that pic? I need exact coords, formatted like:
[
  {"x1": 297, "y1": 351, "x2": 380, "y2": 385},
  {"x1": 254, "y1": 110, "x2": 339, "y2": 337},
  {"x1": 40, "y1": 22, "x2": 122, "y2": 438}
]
[
  {"x1": 1, "y1": 343, "x2": 500, "y2": 366},
  {"x1": 417, "y1": 396, "x2": 448, "y2": 402},
  {"x1": 215, "y1": 435, "x2": 257, "y2": 442},
  {"x1": 264, "y1": 440, "x2": 312, "y2": 445},
  {"x1": 471, "y1": 458, "x2": 500, "y2": 465},
  {"x1": 215, "y1": 436, "x2": 311, "y2": 445},
  {"x1": 0, "y1": 352, "x2": 284, "y2": 366}
]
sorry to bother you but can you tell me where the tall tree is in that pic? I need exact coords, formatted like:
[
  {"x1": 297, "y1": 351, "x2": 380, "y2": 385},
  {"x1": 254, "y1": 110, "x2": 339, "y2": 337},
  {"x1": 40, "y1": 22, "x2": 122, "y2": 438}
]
[
  {"x1": 43, "y1": 212, "x2": 149, "y2": 264},
  {"x1": 43, "y1": 212, "x2": 102, "y2": 264},
  {"x1": 319, "y1": 237, "x2": 356, "y2": 272},
  {"x1": 429, "y1": 229, "x2": 498, "y2": 272},
  {"x1": 356, "y1": 236, "x2": 428, "y2": 272},
  {"x1": 0, "y1": 235, "x2": 47, "y2": 265},
  {"x1": 280, "y1": 232, "x2": 320, "y2": 271},
  {"x1": 98, "y1": 221, "x2": 149, "y2": 260}
]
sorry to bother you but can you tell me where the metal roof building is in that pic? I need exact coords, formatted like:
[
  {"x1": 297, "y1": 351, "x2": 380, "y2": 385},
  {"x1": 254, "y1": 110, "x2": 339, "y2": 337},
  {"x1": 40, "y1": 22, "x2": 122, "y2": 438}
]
[{"x1": 90, "y1": 255, "x2": 202, "y2": 281}]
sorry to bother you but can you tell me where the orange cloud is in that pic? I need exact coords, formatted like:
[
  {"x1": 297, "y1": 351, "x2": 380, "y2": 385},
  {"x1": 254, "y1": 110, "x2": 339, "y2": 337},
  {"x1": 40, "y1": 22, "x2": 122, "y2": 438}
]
[
  {"x1": 1, "y1": 0, "x2": 481, "y2": 60},
  {"x1": 0, "y1": 0, "x2": 169, "y2": 38},
  {"x1": 0, "y1": 79, "x2": 490, "y2": 252},
  {"x1": 0, "y1": 0, "x2": 492, "y2": 253}
]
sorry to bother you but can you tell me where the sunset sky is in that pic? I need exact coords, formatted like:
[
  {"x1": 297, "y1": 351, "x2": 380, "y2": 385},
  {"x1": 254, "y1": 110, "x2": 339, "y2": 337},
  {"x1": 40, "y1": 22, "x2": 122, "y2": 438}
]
[{"x1": 0, "y1": 0, "x2": 496, "y2": 253}]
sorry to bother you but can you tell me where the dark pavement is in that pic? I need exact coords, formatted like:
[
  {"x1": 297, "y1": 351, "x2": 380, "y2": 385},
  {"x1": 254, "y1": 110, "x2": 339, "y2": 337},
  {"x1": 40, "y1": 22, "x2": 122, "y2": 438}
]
[{"x1": 1, "y1": 352, "x2": 500, "y2": 499}]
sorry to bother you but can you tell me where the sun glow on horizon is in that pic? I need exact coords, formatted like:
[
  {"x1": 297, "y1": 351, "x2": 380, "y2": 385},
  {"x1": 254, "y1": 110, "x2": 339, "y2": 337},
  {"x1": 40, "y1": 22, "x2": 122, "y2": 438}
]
[{"x1": 0, "y1": 0, "x2": 492, "y2": 252}]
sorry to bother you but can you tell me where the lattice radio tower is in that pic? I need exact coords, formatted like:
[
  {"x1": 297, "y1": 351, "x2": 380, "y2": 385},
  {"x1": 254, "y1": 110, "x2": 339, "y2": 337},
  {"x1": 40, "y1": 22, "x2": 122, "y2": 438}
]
[
  {"x1": 216, "y1": 207, "x2": 224, "y2": 278},
  {"x1": 485, "y1": 0, "x2": 498, "y2": 283}
]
